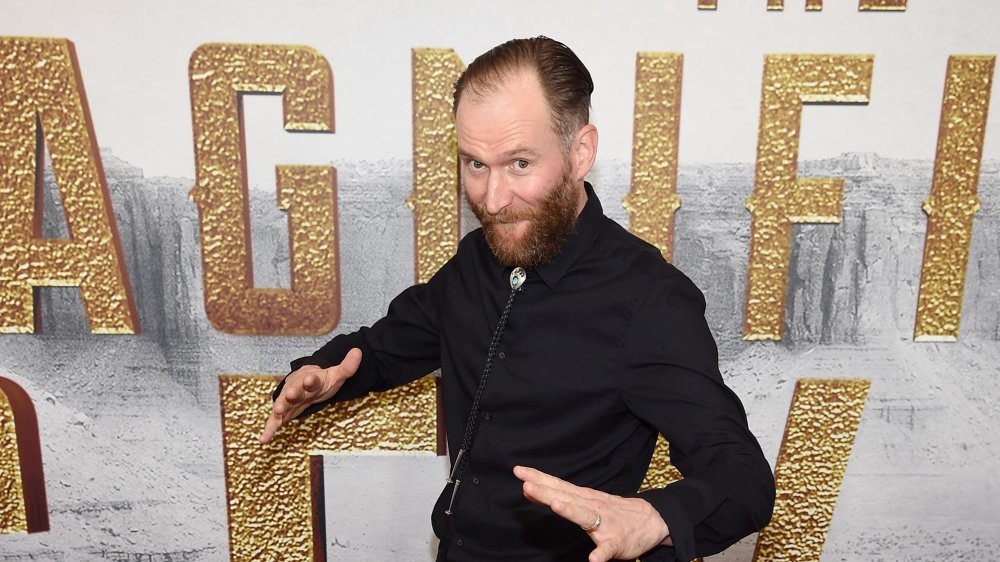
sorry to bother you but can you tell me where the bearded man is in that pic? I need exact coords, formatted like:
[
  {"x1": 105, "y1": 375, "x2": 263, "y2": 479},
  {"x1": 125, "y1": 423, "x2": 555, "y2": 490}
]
[{"x1": 260, "y1": 36, "x2": 774, "y2": 562}]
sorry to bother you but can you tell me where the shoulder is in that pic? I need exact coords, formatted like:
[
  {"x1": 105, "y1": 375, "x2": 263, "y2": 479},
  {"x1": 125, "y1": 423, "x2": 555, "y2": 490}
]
[
  {"x1": 592, "y1": 218, "x2": 717, "y2": 366},
  {"x1": 595, "y1": 216, "x2": 695, "y2": 291}
]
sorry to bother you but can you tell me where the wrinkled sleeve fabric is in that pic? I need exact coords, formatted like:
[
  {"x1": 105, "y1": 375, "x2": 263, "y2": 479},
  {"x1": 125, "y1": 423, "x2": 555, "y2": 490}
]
[
  {"x1": 272, "y1": 253, "x2": 454, "y2": 416},
  {"x1": 619, "y1": 274, "x2": 775, "y2": 562}
]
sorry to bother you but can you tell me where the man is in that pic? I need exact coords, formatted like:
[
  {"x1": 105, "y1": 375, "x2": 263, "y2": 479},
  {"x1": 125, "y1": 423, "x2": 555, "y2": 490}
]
[{"x1": 260, "y1": 37, "x2": 774, "y2": 562}]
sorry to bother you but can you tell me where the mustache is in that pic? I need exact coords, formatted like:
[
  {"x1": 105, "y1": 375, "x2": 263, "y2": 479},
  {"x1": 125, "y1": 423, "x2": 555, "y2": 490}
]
[{"x1": 472, "y1": 205, "x2": 536, "y2": 226}]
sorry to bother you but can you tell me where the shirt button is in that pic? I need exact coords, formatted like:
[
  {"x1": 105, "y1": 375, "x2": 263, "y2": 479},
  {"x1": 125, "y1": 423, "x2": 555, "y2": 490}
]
[
  {"x1": 483, "y1": 412, "x2": 492, "y2": 421},
  {"x1": 473, "y1": 477, "x2": 480, "y2": 485},
  {"x1": 499, "y1": 352, "x2": 506, "y2": 360},
  {"x1": 456, "y1": 539, "x2": 464, "y2": 547}
]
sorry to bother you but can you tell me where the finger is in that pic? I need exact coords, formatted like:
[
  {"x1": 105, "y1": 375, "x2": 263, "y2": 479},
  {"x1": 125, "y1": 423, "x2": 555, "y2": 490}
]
[
  {"x1": 281, "y1": 367, "x2": 316, "y2": 402},
  {"x1": 285, "y1": 368, "x2": 324, "y2": 403},
  {"x1": 550, "y1": 497, "x2": 601, "y2": 530},
  {"x1": 300, "y1": 370, "x2": 323, "y2": 393},
  {"x1": 259, "y1": 412, "x2": 284, "y2": 444},
  {"x1": 514, "y1": 465, "x2": 580, "y2": 494},
  {"x1": 282, "y1": 382, "x2": 304, "y2": 404},
  {"x1": 260, "y1": 394, "x2": 315, "y2": 444},
  {"x1": 517, "y1": 466, "x2": 613, "y2": 505},
  {"x1": 271, "y1": 384, "x2": 299, "y2": 417},
  {"x1": 279, "y1": 400, "x2": 311, "y2": 423},
  {"x1": 260, "y1": 350, "x2": 361, "y2": 445},
  {"x1": 522, "y1": 480, "x2": 577, "y2": 508},
  {"x1": 260, "y1": 375, "x2": 310, "y2": 443}
]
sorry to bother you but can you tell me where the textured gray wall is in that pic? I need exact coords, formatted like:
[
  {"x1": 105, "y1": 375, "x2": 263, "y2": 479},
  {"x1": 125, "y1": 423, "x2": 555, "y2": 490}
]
[{"x1": 1, "y1": 149, "x2": 998, "y2": 560}]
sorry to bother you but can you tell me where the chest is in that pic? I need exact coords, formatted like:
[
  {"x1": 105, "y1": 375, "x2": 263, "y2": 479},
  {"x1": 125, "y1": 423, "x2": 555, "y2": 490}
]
[{"x1": 438, "y1": 271, "x2": 634, "y2": 414}]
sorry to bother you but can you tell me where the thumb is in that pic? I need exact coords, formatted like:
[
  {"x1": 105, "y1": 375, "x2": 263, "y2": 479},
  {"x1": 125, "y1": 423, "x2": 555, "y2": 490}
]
[
  {"x1": 314, "y1": 348, "x2": 363, "y2": 403},
  {"x1": 588, "y1": 543, "x2": 615, "y2": 562},
  {"x1": 336, "y1": 347, "x2": 363, "y2": 378}
]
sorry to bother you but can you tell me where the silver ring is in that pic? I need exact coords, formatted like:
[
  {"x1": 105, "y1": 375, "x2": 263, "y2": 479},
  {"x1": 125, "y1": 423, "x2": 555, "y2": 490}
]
[{"x1": 581, "y1": 511, "x2": 601, "y2": 532}]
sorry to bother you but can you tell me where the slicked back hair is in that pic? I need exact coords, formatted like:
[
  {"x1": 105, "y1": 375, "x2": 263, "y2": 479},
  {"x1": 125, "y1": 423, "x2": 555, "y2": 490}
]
[{"x1": 453, "y1": 36, "x2": 594, "y2": 152}]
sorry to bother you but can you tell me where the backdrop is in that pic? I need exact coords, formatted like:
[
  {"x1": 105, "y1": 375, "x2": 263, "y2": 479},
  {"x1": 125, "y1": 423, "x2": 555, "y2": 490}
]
[{"x1": 1, "y1": 1, "x2": 998, "y2": 561}]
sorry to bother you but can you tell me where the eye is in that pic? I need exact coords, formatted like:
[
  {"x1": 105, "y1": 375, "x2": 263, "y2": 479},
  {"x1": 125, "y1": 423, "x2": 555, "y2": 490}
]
[
  {"x1": 515, "y1": 159, "x2": 529, "y2": 170},
  {"x1": 468, "y1": 159, "x2": 485, "y2": 170}
]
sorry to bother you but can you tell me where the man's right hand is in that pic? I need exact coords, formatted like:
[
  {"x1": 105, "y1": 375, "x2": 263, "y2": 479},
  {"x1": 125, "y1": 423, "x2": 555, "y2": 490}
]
[{"x1": 258, "y1": 347, "x2": 363, "y2": 444}]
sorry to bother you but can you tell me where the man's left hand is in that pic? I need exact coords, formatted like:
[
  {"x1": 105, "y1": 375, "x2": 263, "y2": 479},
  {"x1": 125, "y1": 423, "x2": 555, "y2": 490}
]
[{"x1": 513, "y1": 465, "x2": 672, "y2": 562}]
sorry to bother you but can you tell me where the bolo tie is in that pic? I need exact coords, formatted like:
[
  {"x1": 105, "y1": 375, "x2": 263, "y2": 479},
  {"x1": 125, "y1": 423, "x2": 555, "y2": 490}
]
[{"x1": 444, "y1": 265, "x2": 527, "y2": 516}]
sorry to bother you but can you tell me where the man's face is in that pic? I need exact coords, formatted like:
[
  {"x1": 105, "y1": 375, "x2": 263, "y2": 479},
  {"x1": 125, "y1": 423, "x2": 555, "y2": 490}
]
[{"x1": 456, "y1": 71, "x2": 587, "y2": 268}]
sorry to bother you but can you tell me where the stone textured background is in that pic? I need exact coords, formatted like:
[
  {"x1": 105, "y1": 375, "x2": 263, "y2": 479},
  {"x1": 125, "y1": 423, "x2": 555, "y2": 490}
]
[{"x1": 1, "y1": 149, "x2": 998, "y2": 560}]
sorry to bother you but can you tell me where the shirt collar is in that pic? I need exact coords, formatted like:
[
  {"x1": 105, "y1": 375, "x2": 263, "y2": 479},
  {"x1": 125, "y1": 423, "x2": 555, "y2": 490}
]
[{"x1": 532, "y1": 181, "x2": 603, "y2": 288}]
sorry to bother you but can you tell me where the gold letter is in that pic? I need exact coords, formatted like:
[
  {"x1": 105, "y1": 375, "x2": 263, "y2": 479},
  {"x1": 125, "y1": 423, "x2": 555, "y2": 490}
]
[
  {"x1": 408, "y1": 48, "x2": 466, "y2": 453},
  {"x1": 914, "y1": 56, "x2": 995, "y2": 342},
  {"x1": 188, "y1": 44, "x2": 339, "y2": 335},
  {"x1": 0, "y1": 37, "x2": 138, "y2": 334},
  {"x1": 744, "y1": 55, "x2": 873, "y2": 340},
  {"x1": 754, "y1": 378, "x2": 870, "y2": 562},
  {"x1": 0, "y1": 377, "x2": 48, "y2": 534},
  {"x1": 710, "y1": 1, "x2": 907, "y2": 10},
  {"x1": 624, "y1": 53, "x2": 683, "y2": 263},
  {"x1": 643, "y1": 379, "x2": 869, "y2": 562},
  {"x1": 766, "y1": 0, "x2": 825, "y2": 9},
  {"x1": 408, "y1": 48, "x2": 465, "y2": 285},
  {"x1": 640, "y1": 436, "x2": 685, "y2": 491},
  {"x1": 859, "y1": 0, "x2": 906, "y2": 10},
  {"x1": 219, "y1": 375, "x2": 437, "y2": 561}
]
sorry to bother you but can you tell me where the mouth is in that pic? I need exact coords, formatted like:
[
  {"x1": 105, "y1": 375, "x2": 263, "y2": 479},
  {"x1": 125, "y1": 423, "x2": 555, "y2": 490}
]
[
  {"x1": 493, "y1": 219, "x2": 530, "y2": 231},
  {"x1": 490, "y1": 212, "x2": 531, "y2": 224}
]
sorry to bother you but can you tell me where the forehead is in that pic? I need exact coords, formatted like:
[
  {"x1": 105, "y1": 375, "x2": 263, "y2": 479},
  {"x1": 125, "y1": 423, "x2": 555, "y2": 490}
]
[{"x1": 456, "y1": 71, "x2": 560, "y2": 157}]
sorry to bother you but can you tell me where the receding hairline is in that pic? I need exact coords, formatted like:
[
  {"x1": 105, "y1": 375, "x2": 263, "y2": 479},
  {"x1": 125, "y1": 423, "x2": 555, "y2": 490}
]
[
  {"x1": 455, "y1": 65, "x2": 541, "y2": 111},
  {"x1": 452, "y1": 37, "x2": 594, "y2": 152},
  {"x1": 455, "y1": 65, "x2": 581, "y2": 151}
]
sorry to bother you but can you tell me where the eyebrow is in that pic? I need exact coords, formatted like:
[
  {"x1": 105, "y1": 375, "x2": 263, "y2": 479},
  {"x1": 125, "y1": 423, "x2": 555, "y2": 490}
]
[
  {"x1": 500, "y1": 147, "x2": 540, "y2": 159},
  {"x1": 457, "y1": 146, "x2": 541, "y2": 161}
]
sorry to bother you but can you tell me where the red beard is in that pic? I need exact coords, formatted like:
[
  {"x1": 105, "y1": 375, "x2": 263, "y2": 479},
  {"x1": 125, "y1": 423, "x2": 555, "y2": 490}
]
[{"x1": 467, "y1": 166, "x2": 579, "y2": 268}]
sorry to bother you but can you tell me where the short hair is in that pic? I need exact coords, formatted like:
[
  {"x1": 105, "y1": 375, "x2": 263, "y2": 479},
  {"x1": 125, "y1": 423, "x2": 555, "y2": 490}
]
[{"x1": 453, "y1": 36, "x2": 594, "y2": 151}]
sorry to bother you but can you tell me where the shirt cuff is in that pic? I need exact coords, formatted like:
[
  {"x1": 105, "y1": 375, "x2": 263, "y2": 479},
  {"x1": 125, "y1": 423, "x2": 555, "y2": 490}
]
[{"x1": 637, "y1": 487, "x2": 696, "y2": 562}]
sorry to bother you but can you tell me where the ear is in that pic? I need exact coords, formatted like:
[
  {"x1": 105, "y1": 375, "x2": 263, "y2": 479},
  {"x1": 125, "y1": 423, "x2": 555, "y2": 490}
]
[{"x1": 570, "y1": 124, "x2": 598, "y2": 182}]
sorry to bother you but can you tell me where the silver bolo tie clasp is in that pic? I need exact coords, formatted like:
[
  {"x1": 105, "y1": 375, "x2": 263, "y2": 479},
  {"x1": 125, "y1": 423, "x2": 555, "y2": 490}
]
[{"x1": 509, "y1": 267, "x2": 527, "y2": 291}]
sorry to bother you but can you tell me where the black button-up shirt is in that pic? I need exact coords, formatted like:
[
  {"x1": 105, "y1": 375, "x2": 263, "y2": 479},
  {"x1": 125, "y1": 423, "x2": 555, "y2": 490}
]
[{"x1": 285, "y1": 183, "x2": 774, "y2": 561}]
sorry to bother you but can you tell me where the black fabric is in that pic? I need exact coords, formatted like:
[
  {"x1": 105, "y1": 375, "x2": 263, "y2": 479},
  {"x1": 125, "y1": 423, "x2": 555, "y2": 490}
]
[{"x1": 276, "y1": 183, "x2": 775, "y2": 562}]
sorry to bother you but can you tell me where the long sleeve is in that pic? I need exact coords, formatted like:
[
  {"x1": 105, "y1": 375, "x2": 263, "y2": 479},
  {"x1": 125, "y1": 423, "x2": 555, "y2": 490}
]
[
  {"x1": 273, "y1": 252, "x2": 456, "y2": 416},
  {"x1": 618, "y1": 274, "x2": 775, "y2": 562}
]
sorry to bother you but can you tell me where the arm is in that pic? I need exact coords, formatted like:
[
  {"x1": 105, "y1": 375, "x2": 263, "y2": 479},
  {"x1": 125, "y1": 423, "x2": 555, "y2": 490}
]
[
  {"x1": 514, "y1": 274, "x2": 773, "y2": 562},
  {"x1": 620, "y1": 274, "x2": 775, "y2": 561},
  {"x1": 260, "y1": 252, "x2": 455, "y2": 443},
  {"x1": 514, "y1": 465, "x2": 673, "y2": 562}
]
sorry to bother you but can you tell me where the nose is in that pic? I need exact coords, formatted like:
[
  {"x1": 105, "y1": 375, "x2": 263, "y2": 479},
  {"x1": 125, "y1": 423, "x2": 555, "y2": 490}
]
[{"x1": 484, "y1": 170, "x2": 513, "y2": 215}]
